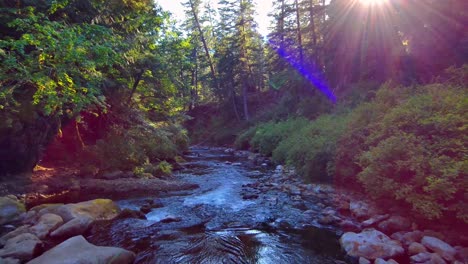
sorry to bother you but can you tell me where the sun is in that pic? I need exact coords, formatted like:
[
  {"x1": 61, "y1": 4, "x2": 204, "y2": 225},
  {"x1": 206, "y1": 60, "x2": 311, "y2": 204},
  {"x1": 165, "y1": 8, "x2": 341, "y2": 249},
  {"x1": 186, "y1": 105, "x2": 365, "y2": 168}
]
[{"x1": 359, "y1": 0, "x2": 387, "y2": 5}]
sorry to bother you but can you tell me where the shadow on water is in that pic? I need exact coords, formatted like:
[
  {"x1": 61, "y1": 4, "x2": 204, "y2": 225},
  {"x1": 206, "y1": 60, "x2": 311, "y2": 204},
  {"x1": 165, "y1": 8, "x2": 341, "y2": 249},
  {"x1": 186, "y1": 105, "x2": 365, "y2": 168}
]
[{"x1": 86, "y1": 147, "x2": 350, "y2": 264}]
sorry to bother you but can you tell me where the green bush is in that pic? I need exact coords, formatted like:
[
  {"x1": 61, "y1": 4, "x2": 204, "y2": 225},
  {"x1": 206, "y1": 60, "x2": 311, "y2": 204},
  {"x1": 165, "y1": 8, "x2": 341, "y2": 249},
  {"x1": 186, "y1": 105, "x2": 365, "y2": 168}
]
[
  {"x1": 250, "y1": 118, "x2": 309, "y2": 156},
  {"x1": 356, "y1": 84, "x2": 467, "y2": 221},
  {"x1": 234, "y1": 125, "x2": 258, "y2": 150},
  {"x1": 272, "y1": 114, "x2": 350, "y2": 182}
]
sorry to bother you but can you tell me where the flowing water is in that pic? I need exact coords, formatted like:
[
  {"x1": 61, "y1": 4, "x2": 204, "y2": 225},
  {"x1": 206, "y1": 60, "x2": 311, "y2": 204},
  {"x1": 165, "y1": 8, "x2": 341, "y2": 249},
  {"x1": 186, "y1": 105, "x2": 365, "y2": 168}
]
[{"x1": 86, "y1": 147, "x2": 350, "y2": 264}]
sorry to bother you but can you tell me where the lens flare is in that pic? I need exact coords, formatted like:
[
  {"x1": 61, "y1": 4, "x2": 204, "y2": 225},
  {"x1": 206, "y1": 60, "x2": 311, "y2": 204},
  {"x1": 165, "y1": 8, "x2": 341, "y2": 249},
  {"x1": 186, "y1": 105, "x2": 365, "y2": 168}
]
[{"x1": 360, "y1": 0, "x2": 387, "y2": 5}]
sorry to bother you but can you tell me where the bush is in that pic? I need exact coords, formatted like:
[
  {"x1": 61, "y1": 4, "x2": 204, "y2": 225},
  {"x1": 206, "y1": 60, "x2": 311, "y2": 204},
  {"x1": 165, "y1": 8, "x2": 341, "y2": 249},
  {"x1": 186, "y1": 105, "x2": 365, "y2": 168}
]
[
  {"x1": 356, "y1": 84, "x2": 467, "y2": 221},
  {"x1": 250, "y1": 118, "x2": 309, "y2": 156},
  {"x1": 234, "y1": 125, "x2": 258, "y2": 150},
  {"x1": 272, "y1": 114, "x2": 350, "y2": 182}
]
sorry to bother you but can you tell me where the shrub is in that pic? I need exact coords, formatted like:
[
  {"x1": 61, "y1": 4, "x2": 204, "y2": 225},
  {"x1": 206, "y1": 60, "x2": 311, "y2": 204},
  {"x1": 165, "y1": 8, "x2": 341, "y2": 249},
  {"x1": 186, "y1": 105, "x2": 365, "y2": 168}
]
[
  {"x1": 234, "y1": 125, "x2": 258, "y2": 150},
  {"x1": 356, "y1": 84, "x2": 467, "y2": 221},
  {"x1": 272, "y1": 114, "x2": 350, "y2": 182},
  {"x1": 250, "y1": 118, "x2": 309, "y2": 156}
]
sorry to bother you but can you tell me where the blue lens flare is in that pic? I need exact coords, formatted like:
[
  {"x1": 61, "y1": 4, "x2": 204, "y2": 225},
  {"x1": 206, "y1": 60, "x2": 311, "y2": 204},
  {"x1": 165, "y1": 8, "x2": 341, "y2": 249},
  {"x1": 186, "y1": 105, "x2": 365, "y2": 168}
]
[{"x1": 269, "y1": 40, "x2": 337, "y2": 103}]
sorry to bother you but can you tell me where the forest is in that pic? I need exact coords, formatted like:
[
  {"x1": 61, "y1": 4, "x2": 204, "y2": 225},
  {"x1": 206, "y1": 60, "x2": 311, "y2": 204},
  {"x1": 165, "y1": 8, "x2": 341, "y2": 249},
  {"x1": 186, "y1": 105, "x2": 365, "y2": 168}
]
[{"x1": 0, "y1": 0, "x2": 467, "y2": 263}]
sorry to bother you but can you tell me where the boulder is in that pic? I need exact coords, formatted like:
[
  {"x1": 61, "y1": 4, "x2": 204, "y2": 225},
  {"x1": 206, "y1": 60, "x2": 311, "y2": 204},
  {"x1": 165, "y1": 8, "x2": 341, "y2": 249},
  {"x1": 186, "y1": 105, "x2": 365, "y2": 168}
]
[
  {"x1": 421, "y1": 236, "x2": 456, "y2": 262},
  {"x1": 43, "y1": 199, "x2": 120, "y2": 222},
  {"x1": 0, "y1": 196, "x2": 26, "y2": 225},
  {"x1": 100, "y1": 170, "x2": 125, "y2": 180},
  {"x1": 0, "y1": 233, "x2": 42, "y2": 261},
  {"x1": 27, "y1": 235, "x2": 135, "y2": 264},
  {"x1": 374, "y1": 258, "x2": 388, "y2": 264},
  {"x1": 377, "y1": 216, "x2": 411, "y2": 234},
  {"x1": 410, "y1": 252, "x2": 432, "y2": 262},
  {"x1": 50, "y1": 215, "x2": 93, "y2": 238},
  {"x1": 408, "y1": 242, "x2": 428, "y2": 255},
  {"x1": 340, "y1": 229, "x2": 404, "y2": 260},
  {"x1": 29, "y1": 213, "x2": 63, "y2": 239}
]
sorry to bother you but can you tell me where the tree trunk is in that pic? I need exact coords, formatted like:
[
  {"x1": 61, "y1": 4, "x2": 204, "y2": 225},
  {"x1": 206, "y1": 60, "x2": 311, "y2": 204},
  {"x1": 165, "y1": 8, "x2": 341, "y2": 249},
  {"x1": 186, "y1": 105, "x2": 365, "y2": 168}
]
[
  {"x1": 188, "y1": 0, "x2": 220, "y2": 91},
  {"x1": 309, "y1": 0, "x2": 319, "y2": 64},
  {"x1": 295, "y1": 0, "x2": 304, "y2": 67}
]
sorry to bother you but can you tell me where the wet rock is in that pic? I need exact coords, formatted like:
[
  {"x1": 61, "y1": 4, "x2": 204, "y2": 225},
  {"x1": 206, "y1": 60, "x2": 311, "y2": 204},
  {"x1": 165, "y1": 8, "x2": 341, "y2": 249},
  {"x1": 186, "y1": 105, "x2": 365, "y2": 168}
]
[
  {"x1": 340, "y1": 229, "x2": 404, "y2": 260},
  {"x1": 140, "y1": 204, "x2": 152, "y2": 214},
  {"x1": 386, "y1": 259, "x2": 399, "y2": 264},
  {"x1": 455, "y1": 246, "x2": 468, "y2": 263},
  {"x1": 242, "y1": 194, "x2": 259, "y2": 200},
  {"x1": 160, "y1": 215, "x2": 182, "y2": 223},
  {"x1": 43, "y1": 199, "x2": 120, "y2": 222},
  {"x1": 0, "y1": 233, "x2": 42, "y2": 261},
  {"x1": 391, "y1": 230, "x2": 424, "y2": 247},
  {"x1": 377, "y1": 216, "x2": 411, "y2": 234},
  {"x1": 408, "y1": 242, "x2": 428, "y2": 255},
  {"x1": 421, "y1": 236, "x2": 456, "y2": 262},
  {"x1": 0, "y1": 196, "x2": 26, "y2": 225},
  {"x1": 27, "y1": 235, "x2": 135, "y2": 264},
  {"x1": 339, "y1": 219, "x2": 361, "y2": 232},
  {"x1": 29, "y1": 213, "x2": 63, "y2": 239},
  {"x1": 374, "y1": 258, "x2": 389, "y2": 264},
  {"x1": 154, "y1": 230, "x2": 184, "y2": 240},
  {"x1": 114, "y1": 209, "x2": 146, "y2": 220},
  {"x1": 50, "y1": 215, "x2": 93, "y2": 238}
]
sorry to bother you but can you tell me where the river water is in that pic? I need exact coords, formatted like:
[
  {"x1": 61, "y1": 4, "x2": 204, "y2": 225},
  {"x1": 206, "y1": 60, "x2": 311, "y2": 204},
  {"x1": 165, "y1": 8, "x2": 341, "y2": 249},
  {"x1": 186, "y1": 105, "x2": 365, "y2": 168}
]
[{"x1": 86, "y1": 147, "x2": 350, "y2": 264}]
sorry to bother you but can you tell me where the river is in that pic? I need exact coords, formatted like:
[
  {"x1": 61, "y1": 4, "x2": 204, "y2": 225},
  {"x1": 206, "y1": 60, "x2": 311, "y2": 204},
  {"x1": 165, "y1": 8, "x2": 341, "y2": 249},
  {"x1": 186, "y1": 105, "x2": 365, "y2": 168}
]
[{"x1": 86, "y1": 147, "x2": 350, "y2": 264}]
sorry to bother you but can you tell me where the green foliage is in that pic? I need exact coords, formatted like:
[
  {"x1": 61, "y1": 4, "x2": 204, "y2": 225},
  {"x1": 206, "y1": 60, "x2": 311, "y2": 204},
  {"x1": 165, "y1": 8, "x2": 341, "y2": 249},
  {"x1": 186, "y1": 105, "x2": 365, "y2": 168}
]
[
  {"x1": 272, "y1": 114, "x2": 350, "y2": 182},
  {"x1": 250, "y1": 118, "x2": 309, "y2": 156},
  {"x1": 334, "y1": 82, "x2": 467, "y2": 222},
  {"x1": 356, "y1": 84, "x2": 467, "y2": 221},
  {"x1": 234, "y1": 125, "x2": 258, "y2": 150}
]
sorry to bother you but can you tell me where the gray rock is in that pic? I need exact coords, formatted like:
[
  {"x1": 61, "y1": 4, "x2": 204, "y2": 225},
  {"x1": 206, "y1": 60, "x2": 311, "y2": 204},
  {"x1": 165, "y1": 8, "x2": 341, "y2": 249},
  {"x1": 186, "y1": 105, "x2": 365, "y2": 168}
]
[
  {"x1": 391, "y1": 230, "x2": 424, "y2": 246},
  {"x1": 27, "y1": 235, "x2": 134, "y2": 264},
  {"x1": 387, "y1": 259, "x2": 399, "y2": 264},
  {"x1": 349, "y1": 201, "x2": 376, "y2": 220},
  {"x1": 359, "y1": 257, "x2": 371, "y2": 264},
  {"x1": 362, "y1": 214, "x2": 389, "y2": 227},
  {"x1": 50, "y1": 215, "x2": 93, "y2": 238},
  {"x1": 41, "y1": 199, "x2": 120, "y2": 222},
  {"x1": 0, "y1": 233, "x2": 42, "y2": 261},
  {"x1": 340, "y1": 229, "x2": 404, "y2": 260},
  {"x1": 29, "y1": 214, "x2": 63, "y2": 239},
  {"x1": 421, "y1": 236, "x2": 456, "y2": 262},
  {"x1": 429, "y1": 253, "x2": 447, "y2": 264},
  {"x1": 374, "y1": 258, "x2": 388, "y2": 264},
  {"x1": 410, "y1": 252, "x2": 432, "y2": 262},
  {"x1": 0, "y1": 196, "x2": 26, "y2": 225},
  {"x1": 101, "y1": 170, "x2": 124, "y2": 180},
  {"x1": 0, "y1": 225, "x2": 31, "y2": 246},
  {"x1": 408, "y1": 242, "x2": 428, "y2": 255},
  {"x1": 377, "y1": 215, "x2": 411, "y2": 234},
  {"x1": 0, "y1": 257, "x2": 21, "y2": 264}
]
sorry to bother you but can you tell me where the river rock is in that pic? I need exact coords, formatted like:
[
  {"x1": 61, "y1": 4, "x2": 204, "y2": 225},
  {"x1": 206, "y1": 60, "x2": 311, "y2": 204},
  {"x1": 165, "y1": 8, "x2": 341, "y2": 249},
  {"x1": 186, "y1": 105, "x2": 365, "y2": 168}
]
[
  {"x1": 0, "y1": 257, "x2": 20, "y2": 264},
  {"x1": 0, "y1": 196, "x2": 26, "y2": 225},
  {"x1": 349, "y1": 201, "x2": 376, "y2": 220},
  {"x1": 27, "y1": 235, "x2": 135, "y2": 264},
  {"x1": 115, "y1": 209, "x2": 146, "y2": 220},
  {"x1": 0, "y1": 225, "x2": 31, "y2": 246},
  {"x1": 100, "y1": 170, "x2": 125, "y2": 180},
  {"x1": 391, "y1": 230, "x2": 424, "y2": 246},
  {"x1": 359, "y1": 257, "x2": 371, "y2": 264},
  {"x1": 0, "y1": 233, "x2": 42, "y2": 261},
  {"x1": 340, "y1": 229, "x2": 404, "y2": 260},
  {"x1": 42, "y1": 199, "x2": 120, "y2": 222},
  {"x1": 408, "y1": 242, "x2": 428, "y2": 255},
  {"x1": 29, "y1": 213, "x2": 63, "y2": 239},
  {"x1": 50, "y1": 215, "x2": 93, "y2": 238},
  {"x1": 421, "y1": 236, "x2": 456, "y2": 262},
  {"x1": 377, "y1": 215, "x2": 411, "y2": 234},
  {"x1": 362, "y1": 214, "x2": 389, "y2": 227}
]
